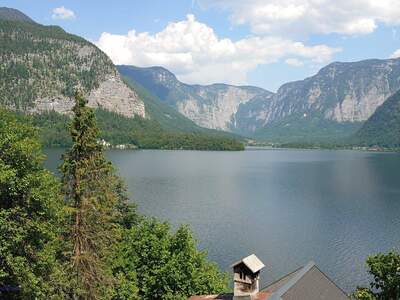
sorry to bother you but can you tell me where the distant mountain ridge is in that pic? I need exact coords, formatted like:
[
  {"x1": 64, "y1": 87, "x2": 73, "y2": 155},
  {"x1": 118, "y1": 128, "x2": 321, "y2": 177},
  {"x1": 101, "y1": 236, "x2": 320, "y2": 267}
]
[
  {"x1": 119, "y1": 58, "x2": 400, "y2": 143},
  {"x1": 236, "y1": 58, "x2": 400, "y2": 141},
  {"x1": 117, "y1": 65, "x2": 270, "y2": 131}
]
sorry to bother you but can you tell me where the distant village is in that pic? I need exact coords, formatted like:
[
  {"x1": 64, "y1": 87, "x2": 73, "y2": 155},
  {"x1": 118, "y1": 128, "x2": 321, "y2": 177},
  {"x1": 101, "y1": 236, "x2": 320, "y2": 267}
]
[{"x1": 98, "y1": 139, "x2": 138, "y2": 150}]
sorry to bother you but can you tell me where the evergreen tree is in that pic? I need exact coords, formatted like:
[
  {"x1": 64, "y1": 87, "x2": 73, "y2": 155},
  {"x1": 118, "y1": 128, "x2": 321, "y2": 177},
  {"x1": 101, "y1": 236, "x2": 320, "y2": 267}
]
[
  {"x1": 60, "y1": 92, "x2": 124, "y2": 299},
  {"x1": 0, "y1": 109, "x2": 62, "y2": 299}
]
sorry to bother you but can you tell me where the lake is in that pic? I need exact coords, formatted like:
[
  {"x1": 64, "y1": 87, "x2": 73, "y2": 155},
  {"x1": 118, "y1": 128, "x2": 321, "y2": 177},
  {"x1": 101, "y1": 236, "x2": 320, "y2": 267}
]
[{"x1": 44, "y1": 148, "x2": 400, "y2": 293}]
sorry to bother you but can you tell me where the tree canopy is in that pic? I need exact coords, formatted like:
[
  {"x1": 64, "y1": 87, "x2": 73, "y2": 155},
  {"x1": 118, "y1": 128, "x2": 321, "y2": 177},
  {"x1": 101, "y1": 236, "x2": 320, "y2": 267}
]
[
  {"x1": 113, "y1": 219, "x2": 229, "y2": 300},
  {"x1": 353, "y1": 251, "x2": 400, "y2": 300},
  {"x1": 0, "y1": 109, "x2": 63, "y2": 299}
]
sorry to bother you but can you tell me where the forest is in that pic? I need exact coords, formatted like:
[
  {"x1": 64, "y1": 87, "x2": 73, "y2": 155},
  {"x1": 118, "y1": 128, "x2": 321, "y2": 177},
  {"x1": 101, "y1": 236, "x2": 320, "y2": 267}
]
[{"x1": 0, "y1": 94, "x2": 229, "y2": 299}]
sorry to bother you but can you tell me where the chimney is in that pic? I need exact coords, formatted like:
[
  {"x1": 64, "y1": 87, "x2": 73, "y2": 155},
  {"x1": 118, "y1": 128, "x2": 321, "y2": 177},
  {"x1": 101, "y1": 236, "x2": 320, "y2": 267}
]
[{"x1": 231, "y1": 254, "x2": 265, "y2": 300}]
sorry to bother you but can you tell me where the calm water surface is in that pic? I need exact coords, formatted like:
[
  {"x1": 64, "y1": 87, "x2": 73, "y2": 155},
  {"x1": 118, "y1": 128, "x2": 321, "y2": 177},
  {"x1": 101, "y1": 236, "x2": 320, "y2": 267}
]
[{"x1": 44, "y1": 148, "x2": 400, "y2": 292}]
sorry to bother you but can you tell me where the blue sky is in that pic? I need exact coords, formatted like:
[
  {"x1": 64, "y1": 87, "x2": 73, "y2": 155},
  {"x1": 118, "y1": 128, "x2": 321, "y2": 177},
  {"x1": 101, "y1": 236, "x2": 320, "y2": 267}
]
[{"x1": 2, "y1": 0, "x2": 400, "y2": 91}]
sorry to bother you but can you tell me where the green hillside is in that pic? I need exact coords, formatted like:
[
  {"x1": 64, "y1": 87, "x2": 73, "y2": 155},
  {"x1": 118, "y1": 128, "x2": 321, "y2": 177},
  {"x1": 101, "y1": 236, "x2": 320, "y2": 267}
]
[
  {"x1": 253, "y1": 112, "x2": 363, "y2": 144},
  {"x1": 26, "y1": 109, "x2": 243, "y2": 151},
  {"x1": 122, "y1": 76, "x2": 205, "y2": 133},
  {"x1": 354, "y1": 90, "x2": 400, "y2": 148}
]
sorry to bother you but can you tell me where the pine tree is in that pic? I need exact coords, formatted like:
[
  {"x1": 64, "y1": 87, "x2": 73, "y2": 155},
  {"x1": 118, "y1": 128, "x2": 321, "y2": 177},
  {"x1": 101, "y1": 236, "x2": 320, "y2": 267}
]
[{"x1": 60, "y1": 92, "x2": 122, "y2": 299}]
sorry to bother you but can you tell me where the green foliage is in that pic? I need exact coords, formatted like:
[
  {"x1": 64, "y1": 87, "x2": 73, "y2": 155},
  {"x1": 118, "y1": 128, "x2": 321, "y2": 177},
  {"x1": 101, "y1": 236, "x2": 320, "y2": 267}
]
[
  {"x1": 113, "y1": 218, "x2": 229, "y2": 300},
  {"x1": 122, "y1": 76, "x2": 205, "y2": 134},
  {"x1": 30, "y1": 111, "x2": 72, "y2": 147},
  {"x1": 0, "y1": 109, "x2": 63, "y2": 299},
  {"x1": 60, "y1": 93, "x2": 122, "y2": 299},
  {"x1": 253, "y1": 112, "x2": 362, "y2": 144},
  {"x1": 353, "y1": 251, "x2": 400, "y2": 300},
  {"x1": 30, "y1": 109, "x2": 244, "y2": 151},
  {"x1": 0, "y1": 103, "x2": 231, "y2": 299},
  {"x1": 352, "y1": 288, "x2": 376, "y2": 300},
  {"x1": 59, "y1": 96, "x2": 230, "y2": 299},
  {"x1": 354, "y1": 90, "x2": 400, "y2": 149}
]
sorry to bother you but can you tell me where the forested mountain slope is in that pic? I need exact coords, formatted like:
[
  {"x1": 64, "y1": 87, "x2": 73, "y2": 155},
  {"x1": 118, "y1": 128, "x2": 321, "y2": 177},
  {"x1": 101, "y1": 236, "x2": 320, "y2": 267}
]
[
  {"x1": 354, "y1": 90, "x2": 400, "y2": 148},
  {"x1": 0, "y1": 8, "x2": 145, "y2": 117}
]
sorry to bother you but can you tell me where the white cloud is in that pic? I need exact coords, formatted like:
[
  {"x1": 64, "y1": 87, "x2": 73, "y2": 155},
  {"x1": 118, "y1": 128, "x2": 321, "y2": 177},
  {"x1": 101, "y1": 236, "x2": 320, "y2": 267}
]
[
  {"x1": 390, "y1": 49, "x2": 400, "y2": 58},
  {"x1": 200, "y1": 0, "x2": 400, "y2": 36},
  {"x1": 52, "y1": 6, "x2": 75, "y2": 20},
  {"x1": 96, "y1": 15, "x2": 340, "y2": 85},
  {"x1": 285, "y1": 58, "x2": 304, "y2": 67}
]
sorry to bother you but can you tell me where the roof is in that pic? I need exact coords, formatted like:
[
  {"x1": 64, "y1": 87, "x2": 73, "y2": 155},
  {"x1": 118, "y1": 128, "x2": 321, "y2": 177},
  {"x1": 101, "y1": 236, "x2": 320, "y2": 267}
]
[
  {"x1": 188, "y1": 291, "x2": 271, "y2": 300},
  {"x1": 188, "y1": 295, "x2": 232, "y2": 300},
  {"x1": 189, "y1": 260, "x2": 349, "y2": 300},
  {"x1": 262, "y1": 261, "x2": 349, "y2": 300},
  {"x1": 231, "y1": 254, "x2": 265, "y2": 273},
  {"x1": 189, "y1": 254, "x2": 349, "y2": 300}
]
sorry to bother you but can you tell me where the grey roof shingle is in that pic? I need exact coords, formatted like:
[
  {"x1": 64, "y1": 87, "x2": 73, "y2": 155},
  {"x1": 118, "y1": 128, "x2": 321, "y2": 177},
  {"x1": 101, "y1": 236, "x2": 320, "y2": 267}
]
[{"x1": 263, "y1": 262, "x2": 349, "y2": 300}]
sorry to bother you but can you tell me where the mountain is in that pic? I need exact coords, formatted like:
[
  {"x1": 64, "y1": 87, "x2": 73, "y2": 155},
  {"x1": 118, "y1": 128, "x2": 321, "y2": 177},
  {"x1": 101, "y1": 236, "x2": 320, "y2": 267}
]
[
  {"x1": 122, "y1": 75, "x2": 243, "y2": 139},
  {"x1": 117, "y1": 65, "x2": 269, "y2": 131},
  {"x1": 118, "y1": 59, "x2": 400, "y2": 143},
  {"x1": 0, "y1": 7, "x2": 145, "y2": 118},
  {"x1": 4, "y1": 7, "x2": 398, "y2": 148},
  {"x1": 354, "y1": 90, "x2": 400, "y2": 148},
  {"x1": 0, "y1": 7, "x2": 35, "y2": 23},
  {"x1": 122, "y1": 76, "x2": 211, "y2": 133},
  {"x1": 232, "y1": 91, "x2": 275, "y2": 134},
  {"x1": 0, "y1": 7, "x2": 244, "y2": 151},
  {"x1": 236, "y1": 58, "x2": 400, "y2": 142}
]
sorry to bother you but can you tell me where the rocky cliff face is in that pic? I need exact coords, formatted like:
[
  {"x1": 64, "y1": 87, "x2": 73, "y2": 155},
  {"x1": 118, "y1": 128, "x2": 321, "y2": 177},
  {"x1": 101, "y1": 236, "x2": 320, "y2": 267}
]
[
  {"x1": 176, "y1": 84, "x2": 267, "y2": 130},
  {"x1": 236, "y1": 58, "x2": 400, "y2": 135},
  {"x1": 232, "y1": 92, "x2": 275, "y2": 133},
  {"x1": 118, "y1": 65, "x2": 267, "y2": 130},
  {"x1": 32, "y1": 75, "x2": 145, "y2": 118},
  {"x1": 0, "y1": 8, "x2": 145, "y2": 118}
]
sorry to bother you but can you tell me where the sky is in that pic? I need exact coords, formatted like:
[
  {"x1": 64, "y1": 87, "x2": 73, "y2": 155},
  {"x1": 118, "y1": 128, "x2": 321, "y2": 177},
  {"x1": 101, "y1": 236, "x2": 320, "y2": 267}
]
[{"x1": 2, "y1": 0, "x2": 400, "y2": 91}]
